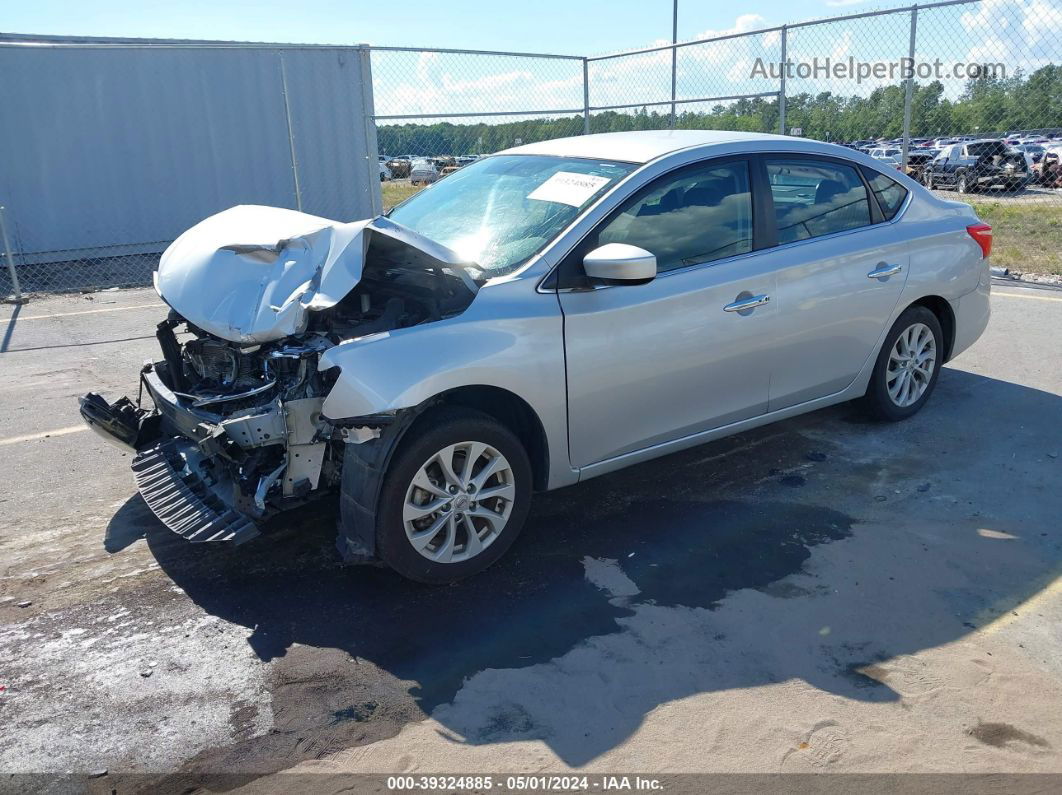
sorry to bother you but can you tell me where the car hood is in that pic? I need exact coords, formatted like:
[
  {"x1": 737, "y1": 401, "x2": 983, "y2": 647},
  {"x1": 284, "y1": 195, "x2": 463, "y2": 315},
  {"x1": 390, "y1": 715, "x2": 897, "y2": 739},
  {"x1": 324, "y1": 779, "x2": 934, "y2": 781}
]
[{"x1": 155, "y1": 205, "x2": 473, "y2": 344}]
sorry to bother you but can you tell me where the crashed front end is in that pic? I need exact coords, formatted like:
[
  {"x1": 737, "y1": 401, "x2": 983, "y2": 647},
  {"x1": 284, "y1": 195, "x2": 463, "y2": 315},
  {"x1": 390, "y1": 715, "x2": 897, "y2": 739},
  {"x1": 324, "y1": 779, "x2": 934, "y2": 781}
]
[
  {"x1": 80, "y1": 205, "x2": 479, "y2": 547},
  {"x1": 81, "y1": 324, "x2": 338, "y2": 544},
  {"x1": 970, "y1": 143, "x2": 1029, "y2": 188}
]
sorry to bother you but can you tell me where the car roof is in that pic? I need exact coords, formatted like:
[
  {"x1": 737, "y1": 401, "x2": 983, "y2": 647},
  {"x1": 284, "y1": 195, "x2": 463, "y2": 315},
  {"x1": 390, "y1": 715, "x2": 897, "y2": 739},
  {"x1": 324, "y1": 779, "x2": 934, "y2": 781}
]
[{"x1": 499, "y1": 129, "x2": 797, "y2": 164}]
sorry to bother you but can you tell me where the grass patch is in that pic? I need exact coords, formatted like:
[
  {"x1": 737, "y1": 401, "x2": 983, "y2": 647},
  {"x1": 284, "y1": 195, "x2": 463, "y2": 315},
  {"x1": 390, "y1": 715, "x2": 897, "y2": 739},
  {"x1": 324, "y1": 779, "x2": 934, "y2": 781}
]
[
  {"x1": 967, "y1": 200, "x2": 1062, "y2": 275},
  {"x1": 382, "y1": 181, "x2": 425, "y2": 212}
]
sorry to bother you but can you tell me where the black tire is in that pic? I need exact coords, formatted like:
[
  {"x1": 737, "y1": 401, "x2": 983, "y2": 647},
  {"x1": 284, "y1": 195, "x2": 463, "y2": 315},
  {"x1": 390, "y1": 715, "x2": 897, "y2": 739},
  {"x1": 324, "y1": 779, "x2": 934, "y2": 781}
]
[
  {"x1": 376, "y1": 407, "x2": 533, "y2": 584},
  {"x1": 956, "y1": 172, "x2": 970, "y2": 194},
  {"x1": 923, "y1": 171, "x2": 934, "y2": 189},
  {"x1": 862, "y1": 306, "x2": 944, "y2": 422}
]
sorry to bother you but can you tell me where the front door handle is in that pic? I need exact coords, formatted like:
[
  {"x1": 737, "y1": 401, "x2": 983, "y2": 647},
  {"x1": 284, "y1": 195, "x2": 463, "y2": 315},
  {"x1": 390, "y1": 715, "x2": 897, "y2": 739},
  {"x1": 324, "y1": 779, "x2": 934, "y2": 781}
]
[
  {"x1": 867, "y1": 262, "x2": 903, "y2": 279},
  {"x1": 723, "y1": 294, "x2": 770, "y2": 312}
]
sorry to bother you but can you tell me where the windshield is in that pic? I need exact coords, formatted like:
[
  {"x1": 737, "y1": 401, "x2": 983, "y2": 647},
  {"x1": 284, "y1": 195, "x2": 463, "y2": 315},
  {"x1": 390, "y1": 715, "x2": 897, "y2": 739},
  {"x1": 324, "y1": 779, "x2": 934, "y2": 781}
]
[{"x1": 388, "y1": 154, "x2": 636, "y2": 277}]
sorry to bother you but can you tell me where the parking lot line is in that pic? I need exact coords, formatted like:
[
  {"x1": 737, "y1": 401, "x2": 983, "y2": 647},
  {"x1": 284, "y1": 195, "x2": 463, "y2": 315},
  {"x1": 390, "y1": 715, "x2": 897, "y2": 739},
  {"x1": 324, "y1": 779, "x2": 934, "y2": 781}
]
[
  {"x1": 993, "y1": 290, "x2": 1062, "y2": 303},
  {"x1": 0, "y1": 303, "x2": 165, "y2": 324},
  {"x1": 980, "y1": 574, "x2": 1062, "y2": 635},
  {"x1": 0, "y1": 425, "x2": 88, "y2": 446}
]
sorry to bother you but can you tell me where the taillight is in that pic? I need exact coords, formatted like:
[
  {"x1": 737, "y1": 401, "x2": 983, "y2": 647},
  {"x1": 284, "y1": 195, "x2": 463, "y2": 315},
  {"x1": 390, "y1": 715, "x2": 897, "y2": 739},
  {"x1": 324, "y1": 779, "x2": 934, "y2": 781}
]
[{"x1": 966, "y1": 223, "x2": 992, "y2": 258}]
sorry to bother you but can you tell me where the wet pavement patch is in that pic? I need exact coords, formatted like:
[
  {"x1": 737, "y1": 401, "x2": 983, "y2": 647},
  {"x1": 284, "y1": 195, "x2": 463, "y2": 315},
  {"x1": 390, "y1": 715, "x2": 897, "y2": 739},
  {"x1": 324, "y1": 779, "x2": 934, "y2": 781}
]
[
  {"x1": 330, "y1": 702, "x2": 378, "y2": 725},
  {"x1": 138, "y1": 490, "x2": 855, "y2": 775},
  {"x1": 147, "y1": 496, "x2": 855, "y2": 710}
]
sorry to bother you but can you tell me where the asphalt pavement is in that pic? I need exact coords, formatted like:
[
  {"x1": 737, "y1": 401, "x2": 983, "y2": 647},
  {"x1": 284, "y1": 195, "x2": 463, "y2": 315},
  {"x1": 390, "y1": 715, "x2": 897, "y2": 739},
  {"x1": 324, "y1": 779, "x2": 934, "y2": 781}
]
[{"x1": 0, "y1": 281, "x2": 1060, "y2": 790}]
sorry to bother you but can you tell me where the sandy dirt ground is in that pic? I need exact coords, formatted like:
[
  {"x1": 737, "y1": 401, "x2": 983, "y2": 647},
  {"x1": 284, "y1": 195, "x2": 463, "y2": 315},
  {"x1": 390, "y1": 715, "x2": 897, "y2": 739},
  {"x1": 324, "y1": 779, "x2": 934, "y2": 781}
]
[{"x1": 0, "y1": 282, "x2": 1060, "y2": 792}]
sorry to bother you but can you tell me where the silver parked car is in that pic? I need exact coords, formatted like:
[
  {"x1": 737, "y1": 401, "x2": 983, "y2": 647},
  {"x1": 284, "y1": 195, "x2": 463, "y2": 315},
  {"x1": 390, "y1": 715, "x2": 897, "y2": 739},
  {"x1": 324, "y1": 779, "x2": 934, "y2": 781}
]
[
  {"x1": 409, "y1": 158, "x2": 440, "y2": 185},
  {"x1": 80, "y1": 130, "x2": 992, "y2": 583}
]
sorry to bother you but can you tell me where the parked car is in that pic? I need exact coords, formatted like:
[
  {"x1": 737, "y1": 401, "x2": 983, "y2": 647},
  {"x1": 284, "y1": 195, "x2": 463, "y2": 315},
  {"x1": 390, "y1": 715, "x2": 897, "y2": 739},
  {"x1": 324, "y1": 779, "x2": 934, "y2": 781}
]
[
  {"x1": 903, "y1": 150, "x2": 938, "y2": 182},
  {"x1": 410, "y1": 158, "x2": 440, "y2": 185},
  {"x1": 386, "y1": 157, "x2": 412, "y2": 179},
  {"x1": 869, "y1": 147, "x2": 901, "y2": 161},
  {"x1": 922, "y1": 139, "x2": 1029, "y2": 193},
  {"x1": 79, "y1": 130, "x2": 992, "y2": 583},
  {"x1": 378, "y1": 161, "x2": 392, "y2": 181},
  {"x1": 1034, "y1": 148, "x2": 1062, "y2": 188},
  {"x1": 1012, "y1": 143, "x2": 1046, "y2": 170}
]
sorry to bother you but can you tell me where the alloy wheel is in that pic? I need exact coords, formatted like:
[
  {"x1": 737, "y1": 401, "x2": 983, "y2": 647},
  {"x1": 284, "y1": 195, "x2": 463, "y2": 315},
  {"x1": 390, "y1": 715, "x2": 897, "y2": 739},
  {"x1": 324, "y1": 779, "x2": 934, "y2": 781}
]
[
  {"x1": 402, "y1": 441, "x2": 516, "y2": 564},
  {"x1": 887, "y1": 322, "x2": 937, "y2": 408}
]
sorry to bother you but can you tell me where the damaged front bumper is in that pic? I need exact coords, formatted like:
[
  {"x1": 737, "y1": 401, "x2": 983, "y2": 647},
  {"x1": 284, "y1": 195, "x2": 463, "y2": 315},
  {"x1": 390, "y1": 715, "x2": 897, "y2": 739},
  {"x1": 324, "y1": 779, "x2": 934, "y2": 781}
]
[
  {"x1": 131, "y1": 440, "x2": 261, "y2": 544},
  {"x1": 80, "y1": 362, "x2": 330, "y2": 545}
]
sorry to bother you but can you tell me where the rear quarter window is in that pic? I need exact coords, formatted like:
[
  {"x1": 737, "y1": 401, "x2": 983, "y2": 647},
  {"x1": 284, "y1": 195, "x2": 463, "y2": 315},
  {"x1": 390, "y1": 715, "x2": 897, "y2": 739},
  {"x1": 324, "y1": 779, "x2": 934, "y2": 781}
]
[{"x1": 864, "y1": 170, "x2": 909, "y2": 221}]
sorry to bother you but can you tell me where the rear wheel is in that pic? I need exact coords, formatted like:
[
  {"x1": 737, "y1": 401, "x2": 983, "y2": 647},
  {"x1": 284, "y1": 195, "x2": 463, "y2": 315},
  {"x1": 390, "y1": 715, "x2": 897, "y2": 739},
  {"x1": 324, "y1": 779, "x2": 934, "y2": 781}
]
[
  {"x1": 862, "y1": 306, "x2": 944, "y2": 422},
  {"x1": 957, "y1": 172, "x2": 971, "y2": 194},
  {"x1": 376, "y1": 407, "x2": 532, "y2": 583}
]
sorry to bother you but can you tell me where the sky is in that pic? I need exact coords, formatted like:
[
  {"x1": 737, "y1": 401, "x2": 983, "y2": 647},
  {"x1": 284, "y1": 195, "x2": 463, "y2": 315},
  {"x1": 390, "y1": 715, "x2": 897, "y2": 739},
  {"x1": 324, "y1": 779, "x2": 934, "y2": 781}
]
[{"x1": 0, "y1": 0, "x2": 904, "y2": 54}]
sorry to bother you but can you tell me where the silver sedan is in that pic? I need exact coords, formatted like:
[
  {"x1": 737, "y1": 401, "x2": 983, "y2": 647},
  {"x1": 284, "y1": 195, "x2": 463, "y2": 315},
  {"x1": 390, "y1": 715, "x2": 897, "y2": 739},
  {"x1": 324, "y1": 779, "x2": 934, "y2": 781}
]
[{"x1": 82, "y1": 130, "x2": 992, "y2": 583}]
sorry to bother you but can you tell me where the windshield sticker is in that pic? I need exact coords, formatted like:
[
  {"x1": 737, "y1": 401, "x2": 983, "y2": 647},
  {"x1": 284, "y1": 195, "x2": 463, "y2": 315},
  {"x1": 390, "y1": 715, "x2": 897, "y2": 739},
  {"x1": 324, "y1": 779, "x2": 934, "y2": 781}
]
[{"x1": 527, "y1": 172, "x2": 612, "y2": 207}]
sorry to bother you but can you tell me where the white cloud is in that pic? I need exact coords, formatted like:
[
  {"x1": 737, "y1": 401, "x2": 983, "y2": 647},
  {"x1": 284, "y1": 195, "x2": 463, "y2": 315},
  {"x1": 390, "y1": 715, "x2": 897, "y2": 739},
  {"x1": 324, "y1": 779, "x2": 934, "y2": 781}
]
[
  {"x1": 825, "y1": 0, "x2": 865, "y2": 7},
  {"x1": 959, "y1": 0, "x2": 1062, "y2": 76}
]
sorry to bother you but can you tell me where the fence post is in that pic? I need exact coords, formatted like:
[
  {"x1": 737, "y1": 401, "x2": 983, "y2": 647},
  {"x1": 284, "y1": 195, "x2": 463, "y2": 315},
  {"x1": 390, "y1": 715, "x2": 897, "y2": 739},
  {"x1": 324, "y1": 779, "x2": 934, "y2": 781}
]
[
  {"x1": 278, "y1": 53, "x2": 304, "y2": 212},
  {"x1": 359, "y1": 44, "x2": 383, "y2": 216},
  {"x1": 778, "y1": 25, "x2": 787, "y2": 135},
  {"x1": 0, "y1": 205, "x2": 23, "y2": 302},
  {"x1": 901, "y1": 5, "x2": 919, "y2": 169},
  {"x1": 582, "y1": 57, "x2": 591, "y2": 134},
  {"x1": 670, "y1": 0, "x2": 678, "y2": 128}
]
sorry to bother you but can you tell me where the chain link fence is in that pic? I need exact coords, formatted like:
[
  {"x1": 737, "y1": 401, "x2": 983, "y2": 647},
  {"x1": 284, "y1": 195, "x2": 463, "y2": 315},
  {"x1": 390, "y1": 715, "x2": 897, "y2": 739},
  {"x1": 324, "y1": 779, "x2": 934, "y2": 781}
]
[
  {"x1": 369, "y1": 46, "x2": 588, "y2": 214},
  {"x1": 2, "y1": 0, "x2": 1061, "y2": 296}
]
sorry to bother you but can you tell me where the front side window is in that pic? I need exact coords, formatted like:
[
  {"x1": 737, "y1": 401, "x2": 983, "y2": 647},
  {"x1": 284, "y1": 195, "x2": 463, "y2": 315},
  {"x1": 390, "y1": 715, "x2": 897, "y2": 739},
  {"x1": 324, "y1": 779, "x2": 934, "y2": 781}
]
[
  {"x1": 388, "y1": 154, "x2": 636, "y2": 277},
  {"x1": 865, "y1": 170, "x2": 908, "y2": 221},
  {"x1": 593, "y1": 160, "x2": 753, "y2": 273},
  {"x1": 766, "y1": 159, "x2": 871, "y2": 244}
]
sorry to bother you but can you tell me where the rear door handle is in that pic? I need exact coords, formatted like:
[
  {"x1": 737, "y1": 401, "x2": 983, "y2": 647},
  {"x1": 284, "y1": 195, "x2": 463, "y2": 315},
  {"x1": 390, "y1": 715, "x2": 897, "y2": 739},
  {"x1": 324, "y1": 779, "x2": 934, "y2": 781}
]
[
  {"x1": 723, "y1": 294, "x2": 770, "y2": 312},
  {"x1": 867, "y1": 263, "x2": 903, "y2": 279}
]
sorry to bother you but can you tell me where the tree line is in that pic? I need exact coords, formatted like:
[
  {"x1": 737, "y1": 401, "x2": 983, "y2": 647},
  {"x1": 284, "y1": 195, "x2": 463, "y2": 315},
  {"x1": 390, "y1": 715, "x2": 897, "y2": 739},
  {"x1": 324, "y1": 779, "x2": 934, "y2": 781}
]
[{"x1": 377, "y1": 66, "x2": 1062, "y2": 155}]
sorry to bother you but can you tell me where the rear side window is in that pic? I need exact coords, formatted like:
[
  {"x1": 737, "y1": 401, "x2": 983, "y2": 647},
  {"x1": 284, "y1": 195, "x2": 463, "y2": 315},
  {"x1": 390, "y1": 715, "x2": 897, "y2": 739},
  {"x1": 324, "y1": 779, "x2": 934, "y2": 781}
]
[
  {"x1": 596, "y1": 160, "x2": 753, "y2": 272},
  {"x1": 766, "y1": 159, "x2": 872, "y2": 244},
  {"x1": 865, "y1": 170, "x2": 908, "y2": 220}
]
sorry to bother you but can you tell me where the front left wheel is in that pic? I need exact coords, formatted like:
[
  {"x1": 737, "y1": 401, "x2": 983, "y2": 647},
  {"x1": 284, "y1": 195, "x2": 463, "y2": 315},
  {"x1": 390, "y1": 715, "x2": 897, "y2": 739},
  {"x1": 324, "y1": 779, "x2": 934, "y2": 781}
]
[{"x1": 376, "y1": 407, "x2": 532, "y2": 583}]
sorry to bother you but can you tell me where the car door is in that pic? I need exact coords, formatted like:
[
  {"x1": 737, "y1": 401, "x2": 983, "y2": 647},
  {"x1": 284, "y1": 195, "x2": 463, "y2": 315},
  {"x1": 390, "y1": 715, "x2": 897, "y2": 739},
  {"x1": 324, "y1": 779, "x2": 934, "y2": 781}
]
[
  {"x1": 764, "y1": 157, "x2": 910, "y2": 410},
  {"x1": 556, "y1": 157, "x2": 776, "y2": 468},
  {"x1": 931, "y1": 146, "x2": 954, "y2": 184}
]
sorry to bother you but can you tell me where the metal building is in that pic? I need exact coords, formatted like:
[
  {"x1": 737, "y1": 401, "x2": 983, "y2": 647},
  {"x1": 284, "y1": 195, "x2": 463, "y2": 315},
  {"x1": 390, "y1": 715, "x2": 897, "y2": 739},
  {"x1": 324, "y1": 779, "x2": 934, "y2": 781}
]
[{"x1": 0, "y1": 35, "x2": 380, "y2": 292}]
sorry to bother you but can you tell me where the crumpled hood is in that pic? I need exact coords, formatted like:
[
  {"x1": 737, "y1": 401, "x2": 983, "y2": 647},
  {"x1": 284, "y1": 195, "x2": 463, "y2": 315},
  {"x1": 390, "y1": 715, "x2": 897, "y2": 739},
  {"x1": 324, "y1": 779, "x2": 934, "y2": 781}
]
[{"x1": 156, "y1": 205, "x2": 472, "y2": 343}]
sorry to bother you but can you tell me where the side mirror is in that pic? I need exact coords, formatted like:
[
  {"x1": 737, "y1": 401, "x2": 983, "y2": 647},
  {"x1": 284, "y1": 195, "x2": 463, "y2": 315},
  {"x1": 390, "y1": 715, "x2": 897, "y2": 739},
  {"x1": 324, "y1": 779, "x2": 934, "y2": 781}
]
[{"x1": 583, "y1": 243, "x2": 657, "y2": 283}]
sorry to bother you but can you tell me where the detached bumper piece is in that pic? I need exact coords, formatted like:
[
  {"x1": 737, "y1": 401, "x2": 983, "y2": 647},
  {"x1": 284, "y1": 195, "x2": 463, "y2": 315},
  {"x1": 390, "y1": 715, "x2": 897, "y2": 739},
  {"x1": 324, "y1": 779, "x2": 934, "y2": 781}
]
[
  {"x1": 131, "y1": 443, "x2": 260, "y2": 544},
  {"x1": 79, "y1": 392, "x2": 159, "y2": 451}
]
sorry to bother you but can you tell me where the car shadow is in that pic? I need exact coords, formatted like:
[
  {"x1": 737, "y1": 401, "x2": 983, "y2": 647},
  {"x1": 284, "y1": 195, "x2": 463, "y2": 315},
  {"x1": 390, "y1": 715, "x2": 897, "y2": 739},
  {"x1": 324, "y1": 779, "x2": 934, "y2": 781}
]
[{"x1": 108, "y1": 368, "x2": 1062, "y2": 770}]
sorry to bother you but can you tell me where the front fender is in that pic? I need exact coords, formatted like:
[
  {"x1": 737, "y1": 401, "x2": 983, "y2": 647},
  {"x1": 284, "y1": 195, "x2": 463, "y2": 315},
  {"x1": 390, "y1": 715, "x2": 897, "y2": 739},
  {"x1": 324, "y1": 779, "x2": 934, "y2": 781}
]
[{"x1": 318, "y1": 280, "x2": 575, "y2": 488}]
